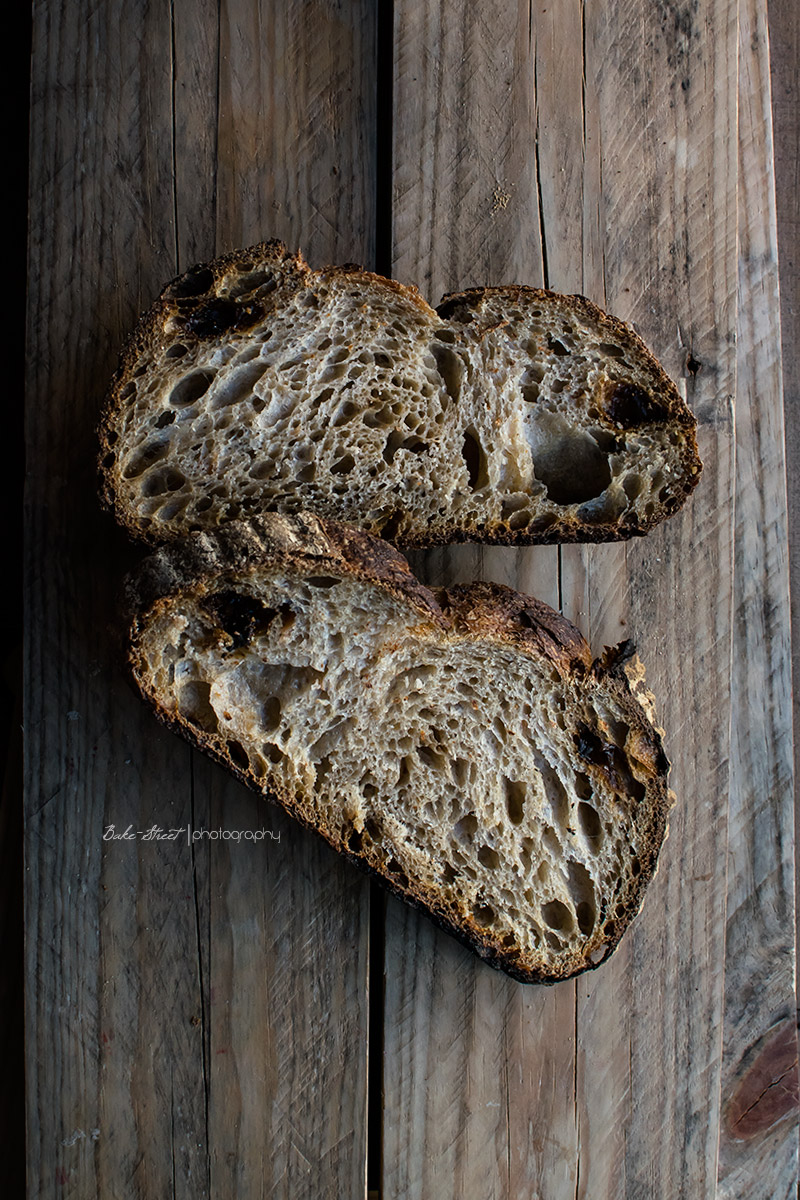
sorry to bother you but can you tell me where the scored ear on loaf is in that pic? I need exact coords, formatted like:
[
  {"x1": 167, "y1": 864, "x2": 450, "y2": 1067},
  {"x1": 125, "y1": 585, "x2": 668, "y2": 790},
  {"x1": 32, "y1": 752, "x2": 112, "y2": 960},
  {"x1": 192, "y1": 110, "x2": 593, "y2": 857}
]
[
  {"x1": 126, "y1": 513, "x2": 674, "y2": 984},
  {"x1": 99, "y1": 241, "x2": 702, "y2": 548}
]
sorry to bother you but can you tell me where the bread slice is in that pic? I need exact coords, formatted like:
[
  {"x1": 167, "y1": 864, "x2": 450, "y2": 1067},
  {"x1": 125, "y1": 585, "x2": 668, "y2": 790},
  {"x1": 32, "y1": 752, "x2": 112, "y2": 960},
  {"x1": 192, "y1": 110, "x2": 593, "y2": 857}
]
[
  {"x1": 126, "y1": 513, "x2": 673, "y2": 983},
  {"x1": 99, "y1": 241, "x2": 701, "y2": 548}
]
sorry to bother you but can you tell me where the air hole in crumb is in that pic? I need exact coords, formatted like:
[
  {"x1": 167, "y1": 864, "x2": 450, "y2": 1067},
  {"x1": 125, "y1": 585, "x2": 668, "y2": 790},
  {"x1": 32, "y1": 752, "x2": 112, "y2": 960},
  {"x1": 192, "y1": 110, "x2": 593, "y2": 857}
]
[
  {"x1": 122, "y1": 438, "x2": 170, "y2": 479},
  {"x1": 177, "y1": 681, "x2": 218, "y2": 732},
  {"x1": 441, "y1": 863, "x2": 457, "y2": 884},
  {"x1": 576, "y1": 902, "x2": 595, "y2": 935},
  {"x1": 331, "y1": 454, "x2": 355, "y2": 475},
  {"x1": 169, "y1": 370, "x2": 214, "y2": 408},
  {"x1": 306, "y1": 575, "x2": 341, "y2": 588},
  {"x1": 504, "y1": 778, "x2": 526, "y2": 824},
  {"x1": 461, "y1": 427, "x2": 488, "y2": 491},
  {"x1": 451, "y1": 758, "x2": 470, "y2": 787},
  {"x1": 542, "y1": 900, "x2": 574, "y2": 932},
  {"x1": 262, "y1": 697, "x2": 281, "y2": 732},
  {"x1": 530, "y1": 428, "x2": 611, "y2": 506},
  {"x1": 263, "y1": 743, "x2": 285, "y2": 765},
  {"x1": 227, "y1": 739, "x2": 249, "y2": 770},
  {"x1": 347, "y1": 829, "x2": 363, "y2": 853},
  {"x1": 431, "y1": 342, "x2": 464, "y2": 402},
  {"x1": 102, "y1": 452, "x2": 115, "y2": 468},
  {"x1": 477, "y1": 845, "x2": 500, "y2": 870},
  {"x1": 453, "y1": 813, "x2": 478, "y2": 841},
  {"x1": 210, "y1": 360, "x2": 268, "y2": 408},
  {"x1": 472, "y1": 901, "x2": 495, "y2": 926},
  {"x1": 548, "y1": 337, "x2": 570, "y2": 356},
  {"x1": 416, "y1": 745, "x2": 447, "y2": 771},
  {"x1": 508, "y1": 509, "x2": 531, "y2": 531},
  {"x1": 623, "y1": 473, "x2": 644, "y2": 501},
  {"x1": 578, "y1": 802, "x2": 603, "y2": 843},
  {"x1": 165, "y1": 343, "x2": 189, "y2": 359},
  {"x1": 575, "y1": 772, "x2": 593, "y2": 800}
]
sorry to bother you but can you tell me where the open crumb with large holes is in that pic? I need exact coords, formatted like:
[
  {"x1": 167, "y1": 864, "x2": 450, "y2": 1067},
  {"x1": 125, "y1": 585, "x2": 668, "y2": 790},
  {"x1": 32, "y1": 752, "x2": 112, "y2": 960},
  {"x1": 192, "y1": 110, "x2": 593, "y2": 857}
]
[
  {"x1": 126, "y1": 513, "x2": 674, "y2": 983},
  {"x1": 99, "y1": 241, "x2": 702, "y2": 548}
]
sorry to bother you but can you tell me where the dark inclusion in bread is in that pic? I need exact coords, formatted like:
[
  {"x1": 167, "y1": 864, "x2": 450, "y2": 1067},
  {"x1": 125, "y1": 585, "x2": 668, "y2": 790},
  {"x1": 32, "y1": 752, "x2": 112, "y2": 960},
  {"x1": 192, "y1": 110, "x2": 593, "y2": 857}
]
[
  {"x1": 99, "y1": 241, "x2": 702, "y2": 548},
  {"x1": 126, "y1": 514, "x2": 674, "y2": 984}
]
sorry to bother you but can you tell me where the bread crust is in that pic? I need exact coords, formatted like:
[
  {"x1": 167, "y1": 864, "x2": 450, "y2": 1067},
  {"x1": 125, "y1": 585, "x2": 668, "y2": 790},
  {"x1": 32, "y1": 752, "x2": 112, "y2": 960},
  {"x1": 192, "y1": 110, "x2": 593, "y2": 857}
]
[
  {"x1": 98, "y1": 242, "x2": 702, "y2": 549},
  {"x1": 126, "y1": 515, "x2": 673, "y2": 984}
]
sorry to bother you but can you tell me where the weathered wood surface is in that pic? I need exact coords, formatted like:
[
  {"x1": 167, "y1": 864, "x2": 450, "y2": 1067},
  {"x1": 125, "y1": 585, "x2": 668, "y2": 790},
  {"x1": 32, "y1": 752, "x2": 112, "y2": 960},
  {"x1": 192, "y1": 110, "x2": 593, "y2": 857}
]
[
  {"x1": 769, "y1": 0, "x2": 800, "y2": 1022},
  {"x1": 716, "y1": 0, "x2": 799, "y2": 1193},
  {"x1": 24, "y1": 1, "x2": 797, "y2": 1197},
  {"x1": 25, "y1": 3, "x2": 374, "y2": 1197}
]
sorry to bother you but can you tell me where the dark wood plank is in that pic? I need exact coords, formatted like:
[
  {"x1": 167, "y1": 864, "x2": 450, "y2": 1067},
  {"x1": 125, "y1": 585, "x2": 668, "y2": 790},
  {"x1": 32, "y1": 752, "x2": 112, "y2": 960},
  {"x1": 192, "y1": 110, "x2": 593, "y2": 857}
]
[
  {"x1": 25, "y1": 3, "x2": 376, "y2": 1197},
  {"x1": 716, "y1": 1, "x2": 799, "y2": 1192}
]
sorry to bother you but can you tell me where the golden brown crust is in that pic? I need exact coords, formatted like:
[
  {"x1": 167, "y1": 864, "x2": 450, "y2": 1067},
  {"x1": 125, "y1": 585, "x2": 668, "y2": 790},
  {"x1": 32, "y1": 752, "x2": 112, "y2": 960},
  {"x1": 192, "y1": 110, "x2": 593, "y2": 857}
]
[{"x1": 125, "y1": 514, "x2": 673, "y2": 984}]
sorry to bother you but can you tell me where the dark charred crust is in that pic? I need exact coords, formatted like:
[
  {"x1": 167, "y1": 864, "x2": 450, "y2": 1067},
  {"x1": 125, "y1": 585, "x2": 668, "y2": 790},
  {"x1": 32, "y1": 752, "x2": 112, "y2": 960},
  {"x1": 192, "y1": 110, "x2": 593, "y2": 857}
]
[
  {"x1": 183, "y1": 298, "x2": 264, "y2": 338},
  {"x1": 166, "y1": 265, "x2": 215, "y2": 299},
  {"x1": 604, "y1": 381, "x2": 672, "y2": 429}
]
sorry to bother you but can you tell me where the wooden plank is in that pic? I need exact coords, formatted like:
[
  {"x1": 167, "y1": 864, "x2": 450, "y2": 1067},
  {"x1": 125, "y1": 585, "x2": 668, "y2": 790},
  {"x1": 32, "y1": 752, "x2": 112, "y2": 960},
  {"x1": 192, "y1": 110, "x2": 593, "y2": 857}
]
[
  {"x1": 387, "y1": 1, "x2": 739, "y2": 1197},
  {"x1": 768, "y1": 0, "x2": 800, "y2": 1020},
  {"x1": 716, "y1": 1, "x2": 800, "y2": 1192},
  {"x1": 25, "y1": 3, "x2": 375, "y2": 1197},
  {"x1": 385, "y1": 5, "x2": 580, "y2": 1198},
  {"x1": 557, "y1": 0, "x2": 739, "y2": 1195}
]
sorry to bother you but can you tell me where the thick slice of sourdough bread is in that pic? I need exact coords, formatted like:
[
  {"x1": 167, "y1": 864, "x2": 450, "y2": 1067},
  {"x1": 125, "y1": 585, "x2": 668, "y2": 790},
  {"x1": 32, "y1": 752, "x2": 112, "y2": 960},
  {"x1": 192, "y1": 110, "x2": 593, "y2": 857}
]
[
  {"x1": 126, "y1": 513, "x2": 673, "y2": 983},
  {"x1": 99, "y1": 241, "x2": 701, "y2": 548}
]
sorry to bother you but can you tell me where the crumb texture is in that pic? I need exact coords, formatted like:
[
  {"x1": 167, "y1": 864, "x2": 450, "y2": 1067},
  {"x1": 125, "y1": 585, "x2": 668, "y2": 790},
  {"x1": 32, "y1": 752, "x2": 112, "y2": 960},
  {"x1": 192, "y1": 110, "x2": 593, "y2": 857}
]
[
  {"x1": 129, "y1": 526, "x2": 672, "y2": 982},
  {"x1": 100, "y1": 242, "x2": 702, "y2": 546}
]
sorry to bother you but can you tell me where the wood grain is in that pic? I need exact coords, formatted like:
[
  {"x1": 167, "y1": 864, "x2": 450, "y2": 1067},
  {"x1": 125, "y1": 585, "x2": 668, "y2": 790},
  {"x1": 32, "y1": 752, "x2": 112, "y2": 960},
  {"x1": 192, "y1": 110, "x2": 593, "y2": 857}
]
[
  {"x1": 558, "y1": 0, "x2": 739, "y2": 1195},
  {"x1": 716, "y1": 1, "x2": 799, "y2": 1192},
  {"x1": 768, "y1": 0, "x2": 800, "y2": 1021},
  {"x1": 25, "y1": 1, "x2": 798, "y2": 1196},
  {"x1": 25, "y1": 3, "x2": 375, "y2": 1197},
  {"x1": 388, "y1": 0, "x2": 740, "y2": 1197}
]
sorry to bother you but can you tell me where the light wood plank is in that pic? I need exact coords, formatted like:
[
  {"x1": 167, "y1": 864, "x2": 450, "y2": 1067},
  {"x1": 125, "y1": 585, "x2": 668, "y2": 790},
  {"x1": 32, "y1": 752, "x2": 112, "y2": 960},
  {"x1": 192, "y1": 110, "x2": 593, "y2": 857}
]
[
  {"x1": 26, "y1": 3, "x2": 376, "y2": 1197},
  {"x1": 388, "y1": 0, "x2": 739, "y2": 1196},
  {"x1": 716, "y1": 1, "x2": 799, "y2": 1192},
  {"x1": 386, "y1": 4, "x2": 578, "y2": 1197},
  {"x1": 559, "y1": 0, "x2": 739, "y2": 1194},
  {"x1": 768, "y1": 0, "x2": 800, "y2": 1022}
]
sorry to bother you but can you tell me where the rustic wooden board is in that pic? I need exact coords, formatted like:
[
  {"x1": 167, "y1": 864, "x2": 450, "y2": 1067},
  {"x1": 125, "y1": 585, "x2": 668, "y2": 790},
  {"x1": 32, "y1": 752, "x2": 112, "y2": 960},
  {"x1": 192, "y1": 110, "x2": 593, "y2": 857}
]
[
  {"x1": 716, "y1": 0, "x2": 800, "y2": 1192},
  {"x1": 560, "y1": 0, "x2": 740, "y2": 1193},
  {"x1": 769, "y1": 0, "x2": 800, "y2": 1024},
  {"x1": 387, "y1": 6, "x2": 578, "y2": 1197},
  {"x1": 25, "y1": 3, "x2": 375, "y2": 1197},
  {"x1": 386, "y1": 1, "x2": 742, "y2": 1198},
  {"x1": 25, "y1": 1, "x2": 798, "y2": 1197}
]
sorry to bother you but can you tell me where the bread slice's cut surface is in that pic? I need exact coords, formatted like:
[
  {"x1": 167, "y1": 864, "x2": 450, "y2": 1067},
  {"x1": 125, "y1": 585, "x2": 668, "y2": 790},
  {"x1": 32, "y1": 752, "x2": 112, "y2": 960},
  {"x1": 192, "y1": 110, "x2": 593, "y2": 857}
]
[
  {"x1": 127, "y1": 514, "x2": 673, "y2": 983},
  {"x1": 99, "y1": 241, "x2": 701, "y2": 548}
]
